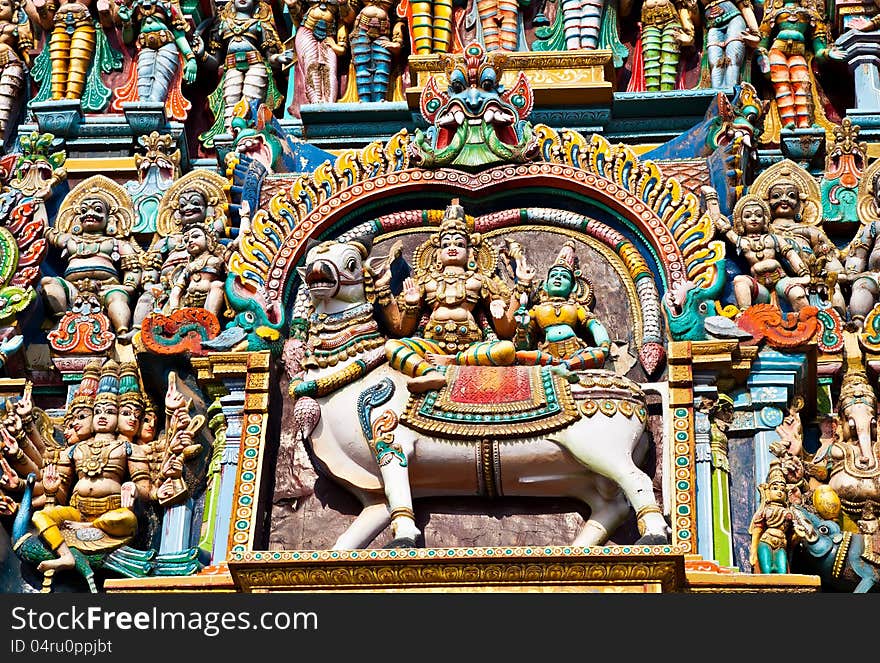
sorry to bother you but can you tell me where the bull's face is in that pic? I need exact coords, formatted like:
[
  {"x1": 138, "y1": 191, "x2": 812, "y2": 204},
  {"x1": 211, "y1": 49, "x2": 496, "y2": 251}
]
[{"x1": 299, "y1": 241, "x2": 368, "y2": 306}]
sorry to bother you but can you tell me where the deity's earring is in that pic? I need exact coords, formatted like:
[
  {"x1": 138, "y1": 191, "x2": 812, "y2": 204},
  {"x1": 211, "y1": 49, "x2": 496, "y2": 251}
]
[
  {"x1": 72, "y1": 223, "x2": 82, "y2": 234},
  {"x1": 107, "y1": 220, "x2": 117, "y2": 235},
  {"x1": 794, "y1": 213, "x2": 802, "y2": 221}
]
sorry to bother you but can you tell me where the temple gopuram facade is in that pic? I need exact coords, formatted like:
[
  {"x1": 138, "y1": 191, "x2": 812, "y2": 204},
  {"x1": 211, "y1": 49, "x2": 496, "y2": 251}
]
[{"x1": 2, "y1": 0, "x2": 880, "y2": 594}]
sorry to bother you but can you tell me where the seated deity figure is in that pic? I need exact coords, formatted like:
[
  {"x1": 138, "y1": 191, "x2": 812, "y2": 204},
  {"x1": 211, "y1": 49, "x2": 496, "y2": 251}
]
[
  {"x1": 377, "y1": 200, "x2": 534, "y2": 393},
  {"x1": 705, "y1": 187, "x2": 810, "y2": 312},
  {"x1": 110, "y1": 0, "x2": 198, "y2": 118},
  {"x1": 130, "y1": 171, "x2": 229, "y2": 335},
  {"x1": 513, "y1": 240, "x2": 612, "y2": 373},
  {"x1": 40, "y1": 176, "x2": 141, "y2": 336},
  {"x1": 166, "y1": 220, "x2": 227, "y2": 319},
  {"x1": 844, "y1": 166, "x2": 880, "y2": 326},
  {"x1": 757, "y1": 166, "x2": 846, "y2": 311},
  {"x1": 31, "y1": 360, "x2": 157, "y2": 573}
]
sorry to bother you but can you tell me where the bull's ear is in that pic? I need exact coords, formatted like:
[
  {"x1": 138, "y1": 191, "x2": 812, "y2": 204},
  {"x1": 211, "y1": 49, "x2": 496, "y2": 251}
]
[
  {"x1": 305, "y1": 238, "x2": 321, "y2": 254},
  {"x1": 296, "y1": 265, "x2": 307, "y2": 281},
  {"x1": 352, "y1": 235, "x2": 373, "y2": 258}
]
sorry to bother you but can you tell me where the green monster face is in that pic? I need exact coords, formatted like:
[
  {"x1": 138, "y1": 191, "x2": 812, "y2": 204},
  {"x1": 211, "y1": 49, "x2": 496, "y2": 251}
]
[{"x1": 545, "y1": 266, "x2": 574, "y2": 298}]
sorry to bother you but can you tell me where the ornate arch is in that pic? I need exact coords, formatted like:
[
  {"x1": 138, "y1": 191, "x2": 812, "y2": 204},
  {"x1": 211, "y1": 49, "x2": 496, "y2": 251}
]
[{"x1": 229, "y1": 128, "x2": 724, "y2": 344}]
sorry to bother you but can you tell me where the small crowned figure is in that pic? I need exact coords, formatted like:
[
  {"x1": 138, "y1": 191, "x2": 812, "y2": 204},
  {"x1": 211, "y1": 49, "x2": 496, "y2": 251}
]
[
  {"x1": 513, "y1": 240, "x2": 611, "y2": 374},
  {"x1": 749, "y1": 460, "x2": 797, "y2": 574}
]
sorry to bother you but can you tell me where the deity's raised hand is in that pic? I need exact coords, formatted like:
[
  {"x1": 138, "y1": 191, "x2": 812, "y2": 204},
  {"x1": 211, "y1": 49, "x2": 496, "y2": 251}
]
[
  {"x1": 14, "y1": 381, "x2": 33, "y2": 420},
  {"x1": 165, "y1": 371, "x2": 187, "y2": 412}
]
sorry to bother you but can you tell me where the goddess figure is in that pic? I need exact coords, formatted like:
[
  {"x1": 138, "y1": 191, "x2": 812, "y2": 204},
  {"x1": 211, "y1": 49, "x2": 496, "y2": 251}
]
[
  {"x1": 166, "y1": 221, "x2": 226, "y2": 319},
  {"x1": 196, "y1": 0, "x2": 292, "y2": 147},
  {"x1": 678, "y1": 0, "x2": 759, "y2": 89},
  {"x1": 706, "y1": 189, "x2": 810, "y2": 312},
  {"x1": 110, "y1": 0, "x2": 197, "y2": 120},
  {"x1": 40, "y1": 175, "x2": 141, "y2": 336},
  {"x1": 376, "y1": 200, "x2": 534, "y2": 393},
  {"x1": 26, "y1": 0, "x2": 119, "y2": 104},
  {"x1": 637, "y1": 0, "x2": 691, "y2": 91},
  {"x1": 513, "y1": 241, "x2": 612, "y2": 372},
  {"x1": 287, "y1": 0, "x2": 349, "y2": 105},
  {"x1": 755, "y1": 0, "x2": 843, "y2": 130},
  {"x1": 0, "y1": 0, "x2": 32, "y2": 142}
]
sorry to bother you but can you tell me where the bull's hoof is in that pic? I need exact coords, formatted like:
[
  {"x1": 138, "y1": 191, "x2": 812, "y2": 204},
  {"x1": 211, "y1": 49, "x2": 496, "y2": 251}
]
[
  {"x1": 636, "y1": 533, "x2": 669, "y2": 546},
  {"x1": 386, "y1": 536, "x2": 419, "y2": 549}
]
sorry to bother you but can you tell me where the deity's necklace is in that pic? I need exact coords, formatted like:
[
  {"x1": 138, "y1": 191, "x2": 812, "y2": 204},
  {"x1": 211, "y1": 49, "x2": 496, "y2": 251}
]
[{"x1": 80, "y1": 438, "x2": 117, "y2": 478}]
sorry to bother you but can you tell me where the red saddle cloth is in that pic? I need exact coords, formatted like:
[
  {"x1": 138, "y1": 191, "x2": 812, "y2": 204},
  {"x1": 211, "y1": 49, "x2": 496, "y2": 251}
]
[{"x1": 401, "y1": 365, "x2": 579, "y2": 440}]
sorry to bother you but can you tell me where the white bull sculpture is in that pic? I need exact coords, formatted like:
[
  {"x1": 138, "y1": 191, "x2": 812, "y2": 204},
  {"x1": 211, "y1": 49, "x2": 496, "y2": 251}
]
[{"x1": 288, "y1": 240, "x2": 671, "y2": 549}]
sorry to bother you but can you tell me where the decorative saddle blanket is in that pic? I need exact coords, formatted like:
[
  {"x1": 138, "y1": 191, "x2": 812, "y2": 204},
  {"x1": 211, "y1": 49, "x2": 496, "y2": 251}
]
[{"x1": 401, "y1": 365, "x2": 579, "y2": 440}]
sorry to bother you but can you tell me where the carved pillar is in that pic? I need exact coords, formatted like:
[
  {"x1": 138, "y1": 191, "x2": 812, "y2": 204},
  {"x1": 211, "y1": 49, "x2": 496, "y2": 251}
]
[
  {"x1": 742, "y1": 349, "x2": 807, "y2": 489},
  {"x1": 693, "y1": 379, "x2": 716, "y2": 563},
  {"x1": 837, "y1": 29, "x2": 880, "y2": 120}
]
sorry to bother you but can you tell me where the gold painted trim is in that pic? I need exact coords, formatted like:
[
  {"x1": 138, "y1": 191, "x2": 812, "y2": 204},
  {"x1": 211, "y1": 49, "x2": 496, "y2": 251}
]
[{"x1": 230, "y1": 553, "x2": 686, "y2": 593}]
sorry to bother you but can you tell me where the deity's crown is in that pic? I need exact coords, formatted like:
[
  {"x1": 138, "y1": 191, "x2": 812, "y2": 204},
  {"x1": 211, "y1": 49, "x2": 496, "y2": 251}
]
[
  {"x1": 437, "y1": 198, "x2": 473, "y2": 238},
  {"x1": 68, "y1": 360, "x2": 102, "y2": 411},
  {"x1": 117, "y1": 362, "x2": 144, "y2": 410},
  {"x1": 94, "y1": 360, "x2": 120, "y2": 406},
  {"x1": 550, "y1": 240, "x2": 578, "y2": 276},
  {"x1": 765, "y1": 461, "x2": 786, "y2": 487},
  {"x1": 839, "y1": 368, "x2": 876, "y2": 410}
]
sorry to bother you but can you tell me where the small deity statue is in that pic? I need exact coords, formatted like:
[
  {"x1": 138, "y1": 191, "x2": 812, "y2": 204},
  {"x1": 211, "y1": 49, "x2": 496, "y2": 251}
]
[
  {"x1": 40, "y1": 175, "x2": 141, "y2": 336},
  {"x1": 349, "y1": 0, "x2": 403, "y2": 101},
  {"x1": 376, "y1": 199, "x2": 534, "y2": 393},
  {"x1": 287, "y1": 0, "x2": 350, "y2": 105},
  {"x1": 130, "y1": 170, "x2": 228, "y2": 336},
  {"x1": 749, "y1": 460, "x2": 797, "y2": 573},
  {"x1": 751, "y1": 163, "x2": 846, "y2": 311},
  {"x1": 706, "y1": 188, "x2": 810, "y2": 312},
  {"x1": 26, "y1": 0, "x2": 120, "y2": 105},
  {"x1": 637, "y1": 0, "x2": 691, "y2": 91},
  {"x1": 109, "y1": 0, "x2": 198, "y2": 120},
  {"x1": 166, "y1": 220, "x2": 227, "y2": 319},
  {"x1": 754, "y1": 0, "x2": 844, "y2": 130},
  {"x1": 0, "y1": 0, "x2": 32, "y2": 142},
  {"x1": 396, "y1": 0, "x2": 453, "y2": 54},
  {"x1": 196, "y1": 0, "x2": 293, "y2": 147},
  {"x1": 843, "y1": 162, "x2": 880, "y2": 326},
  {"x1": 770, "y1": 396, "x2": 808, "y2": 505},
  {"x1": 513, "y1": 240, "x2": 612, "y2": 373},
  {"x1": 31, "y1": 360, "x2": 157, "y2": 572},
  {"x1": 678, "y1": 0, "x2": 759, "y2": 89}
]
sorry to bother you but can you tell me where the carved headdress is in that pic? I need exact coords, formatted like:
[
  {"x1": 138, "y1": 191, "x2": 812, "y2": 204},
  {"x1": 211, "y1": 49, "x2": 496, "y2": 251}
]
[
  {"x1": 94, "y1": 360, "x2": 120, "y2": 407},
  {"x1": 117, "y1": 362, "x2": 144, "y2": 412},
  {"x1": 540, "y1": 240, "x2": 593, "y2": 306},
  {"x1": 157, "y1": 169, "x2": 230, "y2": 238},
  {"x1": 56, "y1": 175, "x2": 135, "y2": 238},
  {"x1": 749, "y1": 159, "x2": 821, "y2": 226},
  {"x1": 67, "y1": 359, "x2": 102, "y2": 413},
  {"x1": 732, "y1": 194, "x2": 771, "y2": 234}
]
